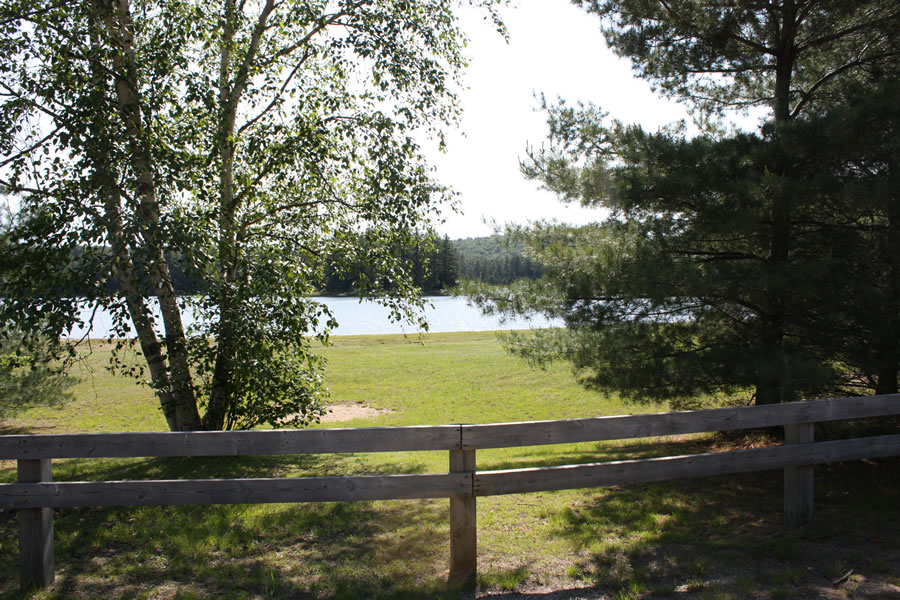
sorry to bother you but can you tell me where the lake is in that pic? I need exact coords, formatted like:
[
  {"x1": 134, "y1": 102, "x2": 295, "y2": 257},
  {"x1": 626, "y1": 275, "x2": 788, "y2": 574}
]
[{"x1": 66, "y1": 296, "x2": 560, "y2": 338}]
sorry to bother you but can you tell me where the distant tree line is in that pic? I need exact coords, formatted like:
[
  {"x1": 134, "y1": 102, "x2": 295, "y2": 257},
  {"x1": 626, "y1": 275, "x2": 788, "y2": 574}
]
[
  {"x1": 124, "y1": 234, "x2": 542, "y2": 295},
  {"x1": 105, "y1": 234, "x2": 467, "y2": 296},
  {"x1": 323, "y1": 234, "x2": 545, "y2": 293},
  {"x1": 1, "y1": 233, "x2": 542, "y2": 300},
  {"x1": 453, "y1": 236, "x2": 544, "y2": 284},
  {"x1": 324, "y1": 234, "x2": 460, "y2": 295}
]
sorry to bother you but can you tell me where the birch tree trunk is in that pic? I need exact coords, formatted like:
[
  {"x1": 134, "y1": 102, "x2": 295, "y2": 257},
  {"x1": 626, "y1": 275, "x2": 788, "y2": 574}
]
[
  {"x1": 203, "y1": 0, "x2": 276, "y2": 430},
  {"x1": 98, "y1": 0, "x2": 200, "y2": 430}
]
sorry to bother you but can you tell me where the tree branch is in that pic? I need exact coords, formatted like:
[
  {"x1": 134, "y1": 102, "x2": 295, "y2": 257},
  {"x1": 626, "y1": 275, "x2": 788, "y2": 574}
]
[
  {"x1": 237, "y1": 47, "x2": 313, "y2": 136},
  {"x1": 790, "y1": 49, "x2": 900, "y2": 118},
  {"x1": 0, "y1": 126, "x2": 63, "y2": 169},
  {"x1": 0, "y1": 81, "x2": 76, "y2": 129},
  {"x1": 796, "y1": 9, "x2": 900, "y2": 52}
]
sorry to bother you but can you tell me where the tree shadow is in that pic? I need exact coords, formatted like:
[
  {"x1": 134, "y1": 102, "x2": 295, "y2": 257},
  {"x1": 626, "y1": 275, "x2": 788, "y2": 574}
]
[
  {"x1": 0, "y1": 422, "x2": 57, "y2": 435},
  {"x1": 1, "y1": 452, "x2": 450, "y2": 599},
  {"x1": 2, "y1": 497, "x2": 460, "y2": 599},
  {"x1": 544, "y1": 456, "x2": 900, "y2": 598}
]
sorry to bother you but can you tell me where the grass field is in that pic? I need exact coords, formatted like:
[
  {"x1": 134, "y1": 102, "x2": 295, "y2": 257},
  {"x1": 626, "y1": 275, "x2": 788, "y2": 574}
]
[{"x1": 1, "y1": 331, "x2": 898, "y2": 599}]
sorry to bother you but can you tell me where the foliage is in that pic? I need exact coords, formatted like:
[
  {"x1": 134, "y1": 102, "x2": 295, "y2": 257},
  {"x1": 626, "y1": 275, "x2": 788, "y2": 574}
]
[
  {"x1": 325, "y1": 232, "x2": 550, "y2": 293},
  {"x1": 783, "y1": 78, "x2": 900, "y2": 395},
  {"x1": 453, "y1": 234, "x2": 544, "y2": 284},
  {"x1": 471, "y1": 0, "x2": 900, "y2": 405},
  {"x1": 324, "y1": 233, "x2": 460, "y2": 295},
  {"x1": 0, "y1": 203, "x2": 76, "y2": 418},
  {"x1": 475, "y1": 85, "x2": 900, "y2": 406},
  {"x1": 0, "y1": 327, "x2": 75, "y2": 418},
  {"x1": 582, "y1": 0, "x2": 900, "y2": 124},
  {"x1": 0, "y1": 0, "x2": 503, "y2": 430}
]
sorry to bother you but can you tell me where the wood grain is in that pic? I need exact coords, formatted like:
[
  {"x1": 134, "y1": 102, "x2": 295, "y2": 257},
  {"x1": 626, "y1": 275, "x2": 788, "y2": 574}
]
[
  {"x1": 461, "y1": 394, "x2": 900, "y2": 450},
  {"x1": 784, "y1": 423, "x2": 815, "y2": 528},
  {"x1": 473, "y1": 434, "x2": 900, "y2": 496},
  {"x1": 1, "y1": 473, "x2": 471, "y2": 509},
  {"x1": 0, "y1": 425, "x2": 462, "y2": 459},
  {"x1": 18, "y1": 459, "x2": 54, "y2": 590},
  {"x1": 448, "y1": 449, "x2": 477, "y2": 590}
]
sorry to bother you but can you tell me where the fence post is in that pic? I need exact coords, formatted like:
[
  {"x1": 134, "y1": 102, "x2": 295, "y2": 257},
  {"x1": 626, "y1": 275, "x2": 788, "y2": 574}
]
[
  {"x1": 448, "y1": 448, "x2": 476, "y2": 590},
  {"x1": 784, "y1": 423, "x2": 814, "y2": 528},
  {"x1": 18, "y1": 458, "x2": 54, "y2": 590}
]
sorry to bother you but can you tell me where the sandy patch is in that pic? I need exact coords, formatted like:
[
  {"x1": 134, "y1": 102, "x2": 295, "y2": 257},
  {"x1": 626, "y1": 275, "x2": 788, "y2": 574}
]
[{"x1": 320, "y1": 403, "x2": 393, "y2": 422}]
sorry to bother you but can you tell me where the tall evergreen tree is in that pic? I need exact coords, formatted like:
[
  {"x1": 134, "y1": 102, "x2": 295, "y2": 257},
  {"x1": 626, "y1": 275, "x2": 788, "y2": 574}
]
[
  {"x1": 786, "y1": 78, "x2": 900, "y2": 395},
  {"x1": 438, "y1": 235, "x2": 460, "y2": 289},
  {"x1": 471, "y1": 0, "x2": 900, "y2": 406},
  {"x1": 590, "y1": 0, "x2": 898, "y2": 404}
]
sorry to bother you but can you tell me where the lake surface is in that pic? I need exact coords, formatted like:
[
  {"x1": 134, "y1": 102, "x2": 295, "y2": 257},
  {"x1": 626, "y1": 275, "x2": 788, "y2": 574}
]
[{"x1": 66, "y1": 296, "x2": 560, "y2": 338}]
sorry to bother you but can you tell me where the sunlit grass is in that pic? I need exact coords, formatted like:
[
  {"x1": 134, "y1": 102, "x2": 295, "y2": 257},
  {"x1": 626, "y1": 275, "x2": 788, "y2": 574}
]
[
  {"x1": 5, "y1": 331, "x2": 652, "y2": 435},
  {"x1": 2, "y1": 331, "x2": 898, "y2": 598},
  {"x1": 317, "y1": 330, "x2": 651, "y2": 425}
]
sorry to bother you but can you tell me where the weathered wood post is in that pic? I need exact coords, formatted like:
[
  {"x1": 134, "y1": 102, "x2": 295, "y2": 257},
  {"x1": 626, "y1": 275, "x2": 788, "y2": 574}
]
[
  {"x1": 783, "y1": 423, "x2": 814, "y2": 528},
  {"x1": 18, "y1": 458, "x2": 54, "y2": 590},
  {"x1": 448, "y1": 448, "x2": 476, "y2": 590}
]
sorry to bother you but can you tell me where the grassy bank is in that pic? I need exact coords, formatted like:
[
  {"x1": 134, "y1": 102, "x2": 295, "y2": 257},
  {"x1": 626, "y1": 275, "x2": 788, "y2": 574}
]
[{"x1": 1, "y1": 331, "x2": 898, "y2": 599}]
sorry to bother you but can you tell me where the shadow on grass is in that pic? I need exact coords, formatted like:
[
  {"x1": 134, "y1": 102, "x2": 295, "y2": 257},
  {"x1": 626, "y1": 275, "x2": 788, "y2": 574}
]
[
  {"x1": 1, "y1": 498, "x2": 460, "y2": 599},
  {"x1": 1, "y1": 453, "x2": 456, "y2": 599},
  {"x1": 546, "y1": 456, "x2": 900, "y2": 598},
  {"x1": 0, "y1": 422, "x2": 55, "y2": 435}
]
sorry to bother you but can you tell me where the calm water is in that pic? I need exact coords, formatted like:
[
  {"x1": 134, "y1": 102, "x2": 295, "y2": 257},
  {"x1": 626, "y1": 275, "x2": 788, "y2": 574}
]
[{"x1": 66, "y1": 296, "x2": 559, "y2": 339}]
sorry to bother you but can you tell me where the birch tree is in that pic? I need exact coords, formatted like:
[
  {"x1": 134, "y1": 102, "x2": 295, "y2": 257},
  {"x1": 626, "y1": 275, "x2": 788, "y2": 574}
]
[{"x1": 0, "y1": 0, "x2": 502, "y2": 430}]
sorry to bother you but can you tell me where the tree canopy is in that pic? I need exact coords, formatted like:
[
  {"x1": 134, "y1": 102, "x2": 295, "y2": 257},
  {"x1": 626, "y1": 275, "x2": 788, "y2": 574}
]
[
  {"x1": 583, "y1": 0, "x2": 900, "y2": 123},
  {"x1": 0, "y1": 0, "x2": 502, "y2": 430},
  {"x1": 471, "y1": 0, "x2": 900, "y2": 407}
]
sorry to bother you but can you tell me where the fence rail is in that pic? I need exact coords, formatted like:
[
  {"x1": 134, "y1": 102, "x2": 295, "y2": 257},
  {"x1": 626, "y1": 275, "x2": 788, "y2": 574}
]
[{"x1": 2, "y1": 394, "x2": 899, "y2": 591}]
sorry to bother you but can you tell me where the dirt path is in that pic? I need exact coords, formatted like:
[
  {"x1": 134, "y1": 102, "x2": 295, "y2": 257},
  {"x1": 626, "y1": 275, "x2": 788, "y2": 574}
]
[{"x1": 319, "y1": 403, "x2": 393, "y2": 422}]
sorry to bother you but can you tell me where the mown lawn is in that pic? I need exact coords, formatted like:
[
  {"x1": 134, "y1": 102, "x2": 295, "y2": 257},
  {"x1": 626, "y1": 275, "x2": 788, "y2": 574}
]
[{"x1": 1, "y1": 331, "x2": 898, "y2": 599}]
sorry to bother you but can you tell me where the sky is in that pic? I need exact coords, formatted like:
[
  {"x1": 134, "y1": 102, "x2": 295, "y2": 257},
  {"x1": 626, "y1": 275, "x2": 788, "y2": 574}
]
[{"x1": 431, "y1": 0, "x2": 696, "y2": 239}]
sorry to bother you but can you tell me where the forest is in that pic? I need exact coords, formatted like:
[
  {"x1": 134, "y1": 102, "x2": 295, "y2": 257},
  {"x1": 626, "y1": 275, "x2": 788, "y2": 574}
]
[
  {"x1": 43, "y1": 234, "x2": 542, "y2": 297},
  {"x1": 4, "y1": 0, "x2": 899, "y2": 430},
  {"x1": 317, "y1": 234, "x2": 544, "y2": 293}
]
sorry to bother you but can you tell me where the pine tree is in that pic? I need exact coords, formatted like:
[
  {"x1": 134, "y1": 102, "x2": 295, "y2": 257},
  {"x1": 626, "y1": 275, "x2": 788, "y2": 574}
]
[{"x1": 471, "y1": 0, "x2": 900, "y2": 406}]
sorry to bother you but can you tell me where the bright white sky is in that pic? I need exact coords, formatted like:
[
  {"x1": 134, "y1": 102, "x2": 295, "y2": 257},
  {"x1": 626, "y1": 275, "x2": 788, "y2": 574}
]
[{"x1": 431, "y1": 0, "x2": 696, "y2": 239}]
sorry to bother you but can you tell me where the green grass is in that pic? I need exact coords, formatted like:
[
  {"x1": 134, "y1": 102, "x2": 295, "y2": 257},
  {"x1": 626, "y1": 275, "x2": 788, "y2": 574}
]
[
  {"x1": 476, "y1": 566, "x2": 530, "y2": 591},
  {"x1": 317, "y1": 331, "x2": 650, "y2": 424},
  {"x1": 6, "y1": 340, "x2": 163, "y2": 434},
  {"x1": 6, "y1": 332, "x2": 650, "y2": 435},
  {"x1": 2, "y1": 331, "x2": 899, "y2": 599}
]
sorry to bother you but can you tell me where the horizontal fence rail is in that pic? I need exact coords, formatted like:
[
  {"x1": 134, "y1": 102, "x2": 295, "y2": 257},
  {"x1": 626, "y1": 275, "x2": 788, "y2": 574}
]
[
  {"x1": 2, "y1": 473, "x2": 472, "y2": 508},
  {"x1": 460, "y1": 394, "x2": 900, "y2": 449},
  {"x1": 473, "y1": 434, "x2": 900, "y2": 496},
  {"x1": 0, "y1": 424, "x2": 462, "y2": 459},
  {"x1": 2, "y1": 393, "x2": 899, "y2": 591},
  {"x1": 2, "y1": 395, "x2": 897, "y2": 461}
]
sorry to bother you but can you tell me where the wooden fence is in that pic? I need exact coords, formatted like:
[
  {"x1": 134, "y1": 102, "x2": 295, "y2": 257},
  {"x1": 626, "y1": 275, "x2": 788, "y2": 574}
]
[{"x1": 2, "y1": 394, "x2": 899, "y2": 591}]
